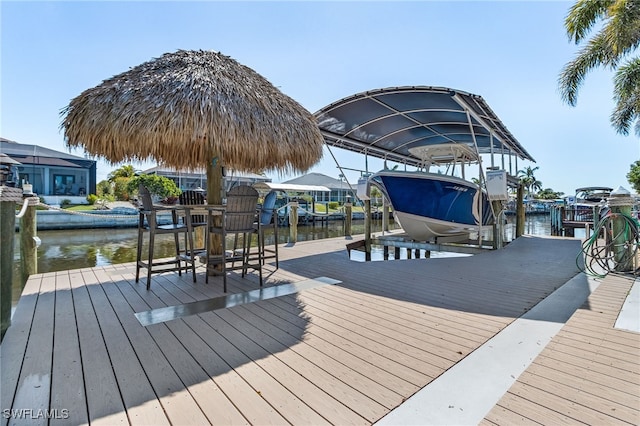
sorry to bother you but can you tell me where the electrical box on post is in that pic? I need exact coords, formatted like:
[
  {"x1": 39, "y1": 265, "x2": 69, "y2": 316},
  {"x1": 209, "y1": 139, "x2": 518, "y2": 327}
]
[
  {"x1": 485, "y1": 169, "x2": 508, "y2": 201},
  {"x1": 357, "y1": 176, "x2": 370, "y2": 200}
]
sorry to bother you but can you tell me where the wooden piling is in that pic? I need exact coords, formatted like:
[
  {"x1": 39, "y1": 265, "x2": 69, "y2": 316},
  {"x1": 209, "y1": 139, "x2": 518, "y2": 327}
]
[
  {"x1": 20, "y1": 198, "x2": 38, "y2": 285},
  {"x1": 491, "y1": 200, "x2": 504, "y2": 249},
  {"x1": 550, "y1": 205, "x2": 560, "y2": 236},
  {"x1": 289, "y1": 201, "x2": 298, "y2": 243},
  {"x1": 516, "y1": 183, "x2": 525, "y2": 238},
  {"x1": 364, "y1": 199, "x2": 371, "y2": 261},
  {"x1": 382, "y1": 199, "x2": 390, "y2": 232},
  {"x1": 344, "y1": 201, "x2": 352, "y2": 237},
  {"x1": 1, "y1": 200, "x2": 14, "y2": 340},
  {"x1": 0, "y1": 186, "x2": 22, "y2": 340},
  {"x1": 609, "y1": 191, "x2": 635, "y2": 272}
]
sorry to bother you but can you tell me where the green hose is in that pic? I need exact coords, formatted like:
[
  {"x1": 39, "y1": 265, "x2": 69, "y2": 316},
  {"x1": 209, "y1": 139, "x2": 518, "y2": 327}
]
[{"x1": 577, "y1": 211, "x2": 639, "y2": 277}]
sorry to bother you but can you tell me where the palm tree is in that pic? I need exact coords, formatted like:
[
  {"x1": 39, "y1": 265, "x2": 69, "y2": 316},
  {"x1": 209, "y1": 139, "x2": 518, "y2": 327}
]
[
  {"x1": 558, "y1": 0, "x2": 640, "y2": 136},
  {"x1": 107, "y1": 164, "x2": 136, "y2": 182},
  {"x1": 518, "y1": 166, "x2": 542, "y2": 199}
]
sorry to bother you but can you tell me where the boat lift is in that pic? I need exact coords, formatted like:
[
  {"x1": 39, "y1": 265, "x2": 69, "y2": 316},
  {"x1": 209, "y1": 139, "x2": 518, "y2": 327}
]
[{"x1": 314, "y1": 86, "x2": 535, "y2": 256}]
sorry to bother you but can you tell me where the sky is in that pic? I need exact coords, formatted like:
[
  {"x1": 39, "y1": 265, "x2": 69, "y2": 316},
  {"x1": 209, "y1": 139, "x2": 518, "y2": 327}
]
[{"x1": 2, "y1": 0, "x2": 639, "y2": 196}]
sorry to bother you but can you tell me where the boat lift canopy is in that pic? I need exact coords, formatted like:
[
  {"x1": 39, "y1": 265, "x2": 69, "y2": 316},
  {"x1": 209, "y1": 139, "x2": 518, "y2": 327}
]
[{"x1": 315, "y1": 86, "x2": 535, "y2": 168}]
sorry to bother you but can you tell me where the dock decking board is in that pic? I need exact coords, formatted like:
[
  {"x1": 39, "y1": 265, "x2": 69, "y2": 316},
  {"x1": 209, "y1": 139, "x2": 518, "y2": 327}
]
[
  {"x1": 81, "y1": 270, "x2": 170, "y2": 426},
  {"x1": 482, "y1": 272, "x2": 640, "y2": 425},
  {"x1": 3, "y1": 235, "x2": 636, "y2": 425},
  {"x1": 10, "y1": 275, "x2": 55, "y2": 420},
  {"x1": 50, "y1": 271, "x2": 88, "y2": 425},
  {"x1": 0, "y1": 275, "x2": 41, "y2": 417},
  {"x1": 71, "y1": 270, "x2": 128, "y2": 425},
  {"x1": 241, "y1": 299, "x2": 428, "y2": 391}
]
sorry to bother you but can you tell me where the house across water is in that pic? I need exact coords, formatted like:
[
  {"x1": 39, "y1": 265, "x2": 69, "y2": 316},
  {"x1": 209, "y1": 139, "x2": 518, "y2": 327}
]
[{"x1": 1, "y1": 137, "x2": 97, "y2": 204}]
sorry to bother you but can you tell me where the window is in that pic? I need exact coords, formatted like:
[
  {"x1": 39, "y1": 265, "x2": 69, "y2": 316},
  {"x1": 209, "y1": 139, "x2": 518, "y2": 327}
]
[{"x1": 54, "y1": 174, "x2": 75, "y2": 195}]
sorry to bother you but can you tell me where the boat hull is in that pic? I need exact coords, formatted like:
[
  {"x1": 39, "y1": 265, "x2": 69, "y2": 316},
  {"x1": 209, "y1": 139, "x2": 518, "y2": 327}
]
[{"x1": 370, "y1": 171, "x2": 494, "y2": 241}]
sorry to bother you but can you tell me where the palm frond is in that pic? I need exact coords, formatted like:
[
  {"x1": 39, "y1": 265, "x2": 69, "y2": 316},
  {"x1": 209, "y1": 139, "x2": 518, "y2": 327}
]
[
  {"x1": 558, "y1": 33, "x2": 616, "y2": 105},
  {"x1": 613, "y1": 57, "x2": 640, "y2": 95},
  {"x1": 611, "y1": 57, "x2": 640, "y2": 135},
  {"x1": 605, "y1": 0, "x2": 640, "y2": 55},
  {"x1": 565, "y1": 0, "x2": 614, "y2": 43},
  {"x1": 610, "y1": 96, "x2": 639, "y2": 136}
]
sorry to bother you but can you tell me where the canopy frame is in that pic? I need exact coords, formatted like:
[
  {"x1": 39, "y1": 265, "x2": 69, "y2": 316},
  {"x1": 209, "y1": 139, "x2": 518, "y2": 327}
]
[{"x1": 315, "y1": 86, "x2": 534, "y2": 170}]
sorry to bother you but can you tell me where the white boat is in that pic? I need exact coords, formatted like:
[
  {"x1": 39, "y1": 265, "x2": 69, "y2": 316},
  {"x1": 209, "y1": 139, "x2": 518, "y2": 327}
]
[
  {"x1": 570, "y1": 187, "x2": 613, "y2": 205},
  {"x1": 368, "y1": 143, "x2": 494, "y2": 242},
  {"x1": 562, "y1": 186, "x2": 613, "y2": 223}
]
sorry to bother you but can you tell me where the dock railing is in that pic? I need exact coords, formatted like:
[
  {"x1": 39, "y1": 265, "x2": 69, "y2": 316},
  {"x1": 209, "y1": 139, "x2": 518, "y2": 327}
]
[{"x1": 551, "y1": 204, "x2": 599, "y2": 237}]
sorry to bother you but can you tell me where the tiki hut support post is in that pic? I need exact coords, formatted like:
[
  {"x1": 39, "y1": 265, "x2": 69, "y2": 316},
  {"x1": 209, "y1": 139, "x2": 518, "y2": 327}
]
[{"x1": 206, "y1": 161, "x2": 224, "y2": 270}]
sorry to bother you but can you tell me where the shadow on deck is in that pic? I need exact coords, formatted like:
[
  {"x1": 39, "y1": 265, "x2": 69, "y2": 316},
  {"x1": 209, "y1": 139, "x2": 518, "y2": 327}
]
[{"x1": 1, "y1": 235, "x2": 587, "y2": 425}]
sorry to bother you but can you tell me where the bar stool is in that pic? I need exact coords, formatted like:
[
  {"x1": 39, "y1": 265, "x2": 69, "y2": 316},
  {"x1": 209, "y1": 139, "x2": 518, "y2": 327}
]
[
  {"x1": 205, "y1": 185, "x2": 263, "y2": 292},
  {"x1": 135, "y1": 185, "x2": 196, "y2": 289},
  {"x1": 255, "y1": 190, "x2": 279, "y2": 269}
]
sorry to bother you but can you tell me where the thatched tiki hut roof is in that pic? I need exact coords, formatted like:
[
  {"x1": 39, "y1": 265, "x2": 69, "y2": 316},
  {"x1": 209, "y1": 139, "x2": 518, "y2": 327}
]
[{"x1": 60, "y1": 49, "x2": 324, "y2": 176}]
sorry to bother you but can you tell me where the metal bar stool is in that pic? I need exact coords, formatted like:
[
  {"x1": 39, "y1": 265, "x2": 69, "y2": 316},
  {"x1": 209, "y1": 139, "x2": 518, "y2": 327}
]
[
  {"x1": 205, "y1": 185, "x2": 263, "y2": 292},
  {"x1": 135, "y1": 185, "x2": 196, "y2": 289}
]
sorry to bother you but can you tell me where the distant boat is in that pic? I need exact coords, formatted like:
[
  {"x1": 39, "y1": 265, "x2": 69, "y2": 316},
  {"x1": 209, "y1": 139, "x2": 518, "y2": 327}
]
[
  {"x1": 561, "y1": 186, "x2": 613, "y2": 223},
  {"x1": 569, "y1": 186, "x2": 613, "y2": 205},
  {"x1": 368, "y1": 143, "x2": 494, "y2": 242}
]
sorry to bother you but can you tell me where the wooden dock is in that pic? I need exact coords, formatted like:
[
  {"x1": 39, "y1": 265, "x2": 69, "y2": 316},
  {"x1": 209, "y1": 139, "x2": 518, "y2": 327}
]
[
  {"x1": 482, "y1": 272, "x2": 639, "y2": 425},
  {"x1": 1, "y1": 235, "x2": 638, "y2": 425}
]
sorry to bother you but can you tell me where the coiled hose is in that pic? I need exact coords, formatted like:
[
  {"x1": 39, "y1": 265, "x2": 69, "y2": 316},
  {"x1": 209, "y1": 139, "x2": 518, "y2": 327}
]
[{"x1": 578, "y1": 211, "x2": 640, "y2": 277}]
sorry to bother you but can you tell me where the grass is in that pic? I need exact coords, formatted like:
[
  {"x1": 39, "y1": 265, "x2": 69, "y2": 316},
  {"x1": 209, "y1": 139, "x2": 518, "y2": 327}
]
[{"x1": 64, "y1": 205, "x2": 96, "y2": 211}]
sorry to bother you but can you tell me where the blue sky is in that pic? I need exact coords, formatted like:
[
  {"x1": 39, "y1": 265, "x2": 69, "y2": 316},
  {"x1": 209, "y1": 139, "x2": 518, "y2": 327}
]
[{"x1": 2, "y1": 1, "x2": 638, "y2": 196}]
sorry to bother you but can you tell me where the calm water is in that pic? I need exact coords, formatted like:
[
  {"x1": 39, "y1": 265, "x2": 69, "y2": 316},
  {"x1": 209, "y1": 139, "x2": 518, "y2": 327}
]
[{"x1": 11, "y1": 215, "x2": 554, "y2": 306}]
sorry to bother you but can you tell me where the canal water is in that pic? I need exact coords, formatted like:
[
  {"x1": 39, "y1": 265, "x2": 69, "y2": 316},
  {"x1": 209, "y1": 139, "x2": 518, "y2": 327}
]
[{"x1": 11, "y1": 215, "x2": 555, "y2": 307}]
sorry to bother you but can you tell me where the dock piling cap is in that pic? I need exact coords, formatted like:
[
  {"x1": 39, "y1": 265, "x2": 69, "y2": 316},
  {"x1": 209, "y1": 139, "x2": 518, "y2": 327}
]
[
  {"x1": 610, "y1": 186, "x2": 630, "y2": 197},
  {"x1": 608, "y1": 186, "x2": 634, "y2": 207}
]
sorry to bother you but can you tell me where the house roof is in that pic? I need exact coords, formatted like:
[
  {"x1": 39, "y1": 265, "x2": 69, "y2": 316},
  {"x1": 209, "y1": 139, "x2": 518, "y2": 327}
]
[
  {"x1": 1, "y1": 137, "x2": 96, "y2": 168},
  {"x1": 284, "y1": 173, "x2": 353, "y2": 190},
  {"x1": 315, "y1": 86, "x2": 534, "y2": 167},
  {"x1": 18, "y1": 156, "x2": 82, "y2": 168}
]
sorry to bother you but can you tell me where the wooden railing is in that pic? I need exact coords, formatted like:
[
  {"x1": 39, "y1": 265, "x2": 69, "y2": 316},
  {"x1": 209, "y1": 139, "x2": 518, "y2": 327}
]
[{"x1": 551, "y1": 204, "x2": 598, "y2": 236}]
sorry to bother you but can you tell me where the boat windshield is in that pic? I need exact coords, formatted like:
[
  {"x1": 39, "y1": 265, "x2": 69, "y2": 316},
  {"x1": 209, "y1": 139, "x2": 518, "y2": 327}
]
[{"x1": 408, "y1": 143, "x2": 480, "y2": 179}]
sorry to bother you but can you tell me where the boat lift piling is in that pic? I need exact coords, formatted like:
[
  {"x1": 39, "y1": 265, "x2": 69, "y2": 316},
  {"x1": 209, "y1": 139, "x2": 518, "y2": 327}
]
[{"x1": 608, "y1": 187, "x2": 637, "y2": 272}]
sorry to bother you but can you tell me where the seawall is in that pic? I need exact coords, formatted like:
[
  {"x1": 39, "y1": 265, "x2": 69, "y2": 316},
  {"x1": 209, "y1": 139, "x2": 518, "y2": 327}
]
[{"x1": 14, "y1": 209, "x2": 175, "y2": 231}]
